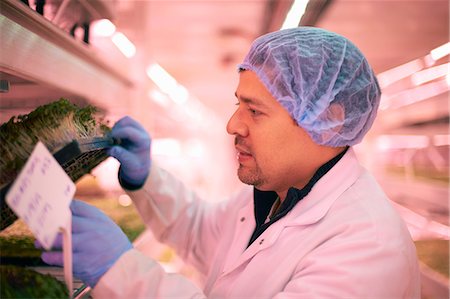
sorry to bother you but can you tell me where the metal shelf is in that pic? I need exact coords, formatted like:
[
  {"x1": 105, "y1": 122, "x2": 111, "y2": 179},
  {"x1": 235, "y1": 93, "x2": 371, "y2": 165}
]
[{"x1": 0, "y1": 0, "x2": 133, "y2": 117}]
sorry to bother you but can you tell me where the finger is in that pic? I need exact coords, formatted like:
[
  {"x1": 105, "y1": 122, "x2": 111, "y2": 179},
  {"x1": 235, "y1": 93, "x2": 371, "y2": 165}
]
[
  {"x1": 109, "y1": 127, "x2": 150, "y2": 147},
  {"x1": 113, "y1": 116, "x2": 146, "y2": 132},
  {"x1": 72, "y1": 213, "x2": 109, "y2": 234},
  {"x1": 70, "y1": 200, "x2": 105, "y2": 219},
  {"x1": 71, "y1": 228, "x2": 91, "y2": 252},
  {"x1": 42, "y1": 252, "x2": 63, "y2": 266},
  {"x1": 34, "y1": 234, "x2": 63, "y2": 250},
  {"x1": 34, "y1": 239, "x2": 44, "y2": 249},
  {"x1": 108, "y1": 146, "x2": 141, "y2": 167}
]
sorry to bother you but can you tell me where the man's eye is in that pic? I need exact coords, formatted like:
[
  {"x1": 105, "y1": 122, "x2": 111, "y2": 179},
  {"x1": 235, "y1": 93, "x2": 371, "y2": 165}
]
[{"x1": 249, "y1": 108, "x2": 261, "y2": 116}]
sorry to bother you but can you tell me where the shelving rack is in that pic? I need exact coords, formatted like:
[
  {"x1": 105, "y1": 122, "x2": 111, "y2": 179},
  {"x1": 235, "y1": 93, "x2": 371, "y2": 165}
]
[{"x1": 0, "y1": 0, "x2": 133, "y2": 121}]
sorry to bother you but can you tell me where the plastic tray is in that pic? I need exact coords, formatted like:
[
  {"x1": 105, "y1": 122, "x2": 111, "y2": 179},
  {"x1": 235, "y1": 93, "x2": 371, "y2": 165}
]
[{"x1": 0, "y1": 137, "x2": 114, "y2": 230}]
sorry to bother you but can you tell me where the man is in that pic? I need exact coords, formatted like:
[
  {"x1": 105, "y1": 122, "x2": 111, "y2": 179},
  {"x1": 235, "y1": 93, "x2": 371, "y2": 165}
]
[{"x1": 40, "y1": 27, "x2": 420, "y2": 298}]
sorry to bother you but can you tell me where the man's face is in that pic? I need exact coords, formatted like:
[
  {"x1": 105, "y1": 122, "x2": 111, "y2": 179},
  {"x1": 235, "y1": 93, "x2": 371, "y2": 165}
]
[{"x1": 226, "y1": 70, "x2": 337, "y2": 195}]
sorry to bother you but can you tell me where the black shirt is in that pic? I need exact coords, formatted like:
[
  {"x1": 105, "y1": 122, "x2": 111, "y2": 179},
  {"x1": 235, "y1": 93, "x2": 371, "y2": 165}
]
[{"x1": 247, "y1": 147, "x2": 348, "y2": 247}]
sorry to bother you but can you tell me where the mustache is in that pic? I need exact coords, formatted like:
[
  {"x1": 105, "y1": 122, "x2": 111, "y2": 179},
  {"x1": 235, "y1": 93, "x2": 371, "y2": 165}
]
[
  {"x1": 235, "y1": 137, "x2": 251, "y2": 150},
  {"x1": 234, "y1": 136, "x2": 244, "y2": 146}
]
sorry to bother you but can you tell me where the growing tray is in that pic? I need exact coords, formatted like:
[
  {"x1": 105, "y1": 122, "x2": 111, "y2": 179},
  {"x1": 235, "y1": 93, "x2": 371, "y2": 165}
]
[{"x1": 0, "y1": 137, "x2": 114, "y2": 230}]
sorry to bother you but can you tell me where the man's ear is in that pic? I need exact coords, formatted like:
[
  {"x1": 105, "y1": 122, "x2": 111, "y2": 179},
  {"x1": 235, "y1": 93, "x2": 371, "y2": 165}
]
[
  {"x1": 316, "y1": 102, "x2": 345, "y2": 143},
  {"x1": 328, "y1": 103, "x2": 345, "y2": 130},
  {"x1": 291, "y1": 102, "x2": 345, "y2": 135}
]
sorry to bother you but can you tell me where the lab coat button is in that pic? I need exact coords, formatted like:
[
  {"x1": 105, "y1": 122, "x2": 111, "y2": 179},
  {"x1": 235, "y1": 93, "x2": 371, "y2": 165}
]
[
  {"x1": 240, "y1": 217, "x2": 245, "y2": 222},
  {"x1": 259, "y1": 239, "x2": 264, "y2": 245}
]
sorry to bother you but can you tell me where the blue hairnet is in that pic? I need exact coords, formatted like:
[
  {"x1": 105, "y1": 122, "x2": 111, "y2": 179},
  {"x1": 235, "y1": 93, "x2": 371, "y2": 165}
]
[{"x1": 238, "y1": 27, "x2": 381, "y2": 147}]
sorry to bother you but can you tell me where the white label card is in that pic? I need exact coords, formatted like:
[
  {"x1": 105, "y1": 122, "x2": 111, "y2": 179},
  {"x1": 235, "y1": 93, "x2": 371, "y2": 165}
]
[{"x1": 6, "y1": 141, "x2": 76, "y2": 250}]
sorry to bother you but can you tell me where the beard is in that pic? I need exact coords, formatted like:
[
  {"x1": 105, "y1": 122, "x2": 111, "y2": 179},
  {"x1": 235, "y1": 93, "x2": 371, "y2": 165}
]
[
  {"x1": 235, "y1": 137, "x2": 267, "y2": 187},
  {"x1": 237, "y1": 164, "x2": 267, "y2": 187}
]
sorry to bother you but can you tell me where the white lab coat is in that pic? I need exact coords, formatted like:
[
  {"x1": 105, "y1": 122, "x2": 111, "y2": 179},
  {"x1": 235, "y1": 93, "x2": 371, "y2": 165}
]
[{"x1": 92, "y1": 148, "x2": 420, "y2": 298}]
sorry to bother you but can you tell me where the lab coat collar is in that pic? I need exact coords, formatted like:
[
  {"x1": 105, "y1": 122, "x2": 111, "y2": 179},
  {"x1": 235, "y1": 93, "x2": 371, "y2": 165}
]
[
  {"x1": 221, "y1": 148, "x2": 363, "y2": 276},
  {"x1": 248, "y1": 147, "x2": 348, "y2": 246},
  {"x1": 287, "y1": 147, "x2": 363, "y2": 226}
]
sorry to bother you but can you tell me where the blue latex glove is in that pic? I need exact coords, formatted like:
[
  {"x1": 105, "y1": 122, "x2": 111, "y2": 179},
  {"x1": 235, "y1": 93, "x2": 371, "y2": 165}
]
[
  {"x1": 108, "y1": 116, "x2": 151, "y2": 189},
  {"x1": 36, "y1": 200, "x2": 132, "y2": 288}
]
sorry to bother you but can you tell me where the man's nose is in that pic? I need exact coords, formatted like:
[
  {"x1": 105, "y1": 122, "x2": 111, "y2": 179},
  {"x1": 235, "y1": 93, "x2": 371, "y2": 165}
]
[{"x1": 226, "y1": 109, "x2": 248, "y2": 137}]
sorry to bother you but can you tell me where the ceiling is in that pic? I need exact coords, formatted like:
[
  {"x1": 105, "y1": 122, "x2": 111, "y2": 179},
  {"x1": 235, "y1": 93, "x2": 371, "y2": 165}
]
[
  {"x1": 112, "y1": 0, "x2": 279, "y2": 127},
  {"x1": 110, "y1": 0, "x2": 449, "y2": 134},
  {"x1": 0, "y1": 0, "x2": 448, "y2": 133}
]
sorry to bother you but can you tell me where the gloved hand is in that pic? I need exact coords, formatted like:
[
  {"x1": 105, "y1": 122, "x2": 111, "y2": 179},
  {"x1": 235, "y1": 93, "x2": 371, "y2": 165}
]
[
  {"x1": 108, "y1": 116, "x2": 151, "y2": 189},
  {"x1": 36, "y1": 200, "x2": 132, "y2": 288}
]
